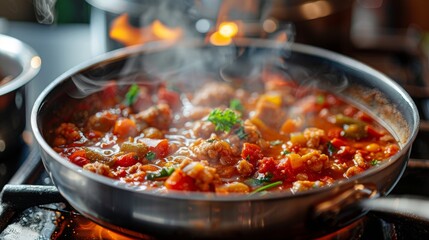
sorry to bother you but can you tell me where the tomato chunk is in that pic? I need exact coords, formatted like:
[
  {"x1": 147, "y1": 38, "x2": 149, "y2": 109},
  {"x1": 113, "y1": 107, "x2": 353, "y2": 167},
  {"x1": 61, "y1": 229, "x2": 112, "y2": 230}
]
[
  {"x1": 139, "y1": 138, "x2": 169, "y2": 159},
  {"x1": 113, "y1": 118, "x2": 137, "y2": 138},
  {"x1": 165, "y1": 170, "x2": 197, "y2": 191},
  {"x1": 330, "y1": 138, "x2": 347, "y2": 148},
  {"x1": 241, "y1": 143, "x2": 263, "y2": 165},
  {"x1": 115, "y1": 152, "x2": 138, "y2": 167},
  {"x1": 158, "y1": 87, "x2": 180, "y2": 109},
  {"x1": 69, "y1": 149, "x2": 90, "y2": 167}
]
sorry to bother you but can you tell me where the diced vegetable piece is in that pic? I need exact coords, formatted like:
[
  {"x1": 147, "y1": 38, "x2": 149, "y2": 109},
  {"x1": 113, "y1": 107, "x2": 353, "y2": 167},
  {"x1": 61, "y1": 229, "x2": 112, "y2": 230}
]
[
  {"x1": 334, "y1": 114, "x2": 368, "y2": 139},
  {"x1": 365, "y1": 143, "x2": 380, "y2": 152},
  {"x1": 139, "y1": 138, "x2": 169, "y2": 159},
  {"x1": 113, "y1": 118, "x2": 137, "y2": 138},
  {"x1": 84, "y1": 148, "x2": 110, "y2": 163},
  {"x1": 69, "y1": 149, "x2": 90, "y2": 167},
  {"x1": 290, "y1": 132, "x2": 306, "y2": 145},
  {"x1": 146, "y1": 151, "x2": 156, "y2": 160},
  {"x1": 280, "y1": 118, "x2": 300, "y2": 134},
  {"x1": 124, "y1": 84, "x2": 140, "y2": 106},
  {"x1": 334, "y1": 114, "x2": 362, "y2": 125},
  {"x1": 146, "y1": 167, "x2": 175, "y2": 180},
  {"x1": 258, "y1": 93, "x2": 282, "y2": 106},
  {"x1": 288, "y1": 153, "x2": 305, "y2": 169},
  {"x1": 120, "y1": 142, "x2": 149, "y2": 158},
  {"x1": 343, "y1": 123, "x2": 367, "y2": 139},
  {"x1": 114, "y1": 152, "x2": 138, "y2": 167},
  {"x1": 164, "y1": 169, "x2": 197, "y2": 191},
  {"x1": 330, "y1": 138, "x2": 347, "y2": 148}
]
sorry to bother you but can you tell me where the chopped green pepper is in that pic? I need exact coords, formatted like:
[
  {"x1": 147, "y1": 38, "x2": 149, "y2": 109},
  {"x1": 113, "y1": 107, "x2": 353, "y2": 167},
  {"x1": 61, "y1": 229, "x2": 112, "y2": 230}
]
[
  {"x1": 124, "y1": 84, "x2": 140, "y2": 106},
  {"x1": 146, "y1": 167, "x2": 175, "y2": 180}
]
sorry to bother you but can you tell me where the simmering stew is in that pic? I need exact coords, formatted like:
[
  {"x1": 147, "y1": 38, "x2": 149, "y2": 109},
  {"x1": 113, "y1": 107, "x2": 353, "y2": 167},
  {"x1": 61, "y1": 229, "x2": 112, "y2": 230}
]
[{"x1": 49, "y1": 79, "x2": 399, "y2": 194}]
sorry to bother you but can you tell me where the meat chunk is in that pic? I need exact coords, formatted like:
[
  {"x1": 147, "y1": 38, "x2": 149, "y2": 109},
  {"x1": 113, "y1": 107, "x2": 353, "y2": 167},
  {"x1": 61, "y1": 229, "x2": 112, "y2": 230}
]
[
  {"x1": 301, "y1": 150, "x2": 329, "y2": 172},
  {"x1": 192, "y1": 120, "x2": 216, "y2": 139},
  {"x1": 344, "y1": 166, "x2": 364, "y2": 178},
  {"x1": 189, "y1": 137, "x2": 236, "y2": 165},
  {"x1": 87, "y1": 109, "x2": 119, "y2": 132},
  {"x1": 303, "y1": 128, "x2": 326, "y2": 149},
  {"x1": 253, "y1": 97, "x2": 286, "y2": 129},
  {"x1": 134, "y1": 103, "x2": 172, "y2": 130},
  {"x1": 353, "y1": 152, "x2": 368, "y2": 169},
  {"x1": 181, "y1": 161, "x2": 220, "y2": 191},
  {"x1": 192, "y1": 82, "x2": 235, "y2": 107},
  {"x1": 242, "y1": 120, "x2": 262, "y2": 144},
  {"x1": 52, "y1": 123, "x2": 83, "y2": 147},
  {"x1": 83, "y1": 162, "x2": 114, "y2": 178},
  {"x1": 122, "y1": 163, "x2": 149, "y2": 183},
  {"x1": 182, "y1": 106, "x2": 212, "y2": 122},
  {"x1": 120, "y1": 141, "x2": 149, "y2": 159},
  {"x1": 236, "y1": 159, "x2": 254, "y2": 177},
  {"x1": 291, "y1": 180, "x2": 326, "y2": 193},
  {"x1": 288, "y1": 149, "x2": 329, "y2": 172}
]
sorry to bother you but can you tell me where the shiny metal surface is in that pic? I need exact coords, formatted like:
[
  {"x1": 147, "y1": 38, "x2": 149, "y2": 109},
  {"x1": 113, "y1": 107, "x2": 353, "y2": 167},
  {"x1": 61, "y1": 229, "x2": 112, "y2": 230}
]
[
  {"x1": 31, "y1": 41, "x2": 419, "y2": 239},
  {"x1": 0, "y1": 34, "x2": 40, "y2": 157}
]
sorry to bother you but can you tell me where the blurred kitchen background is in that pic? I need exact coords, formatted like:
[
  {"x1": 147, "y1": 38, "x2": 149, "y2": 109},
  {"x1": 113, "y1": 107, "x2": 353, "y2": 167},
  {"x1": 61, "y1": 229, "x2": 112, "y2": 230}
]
[{"x1": 1, "y1": 0, "x2": 429, "y2": 117}]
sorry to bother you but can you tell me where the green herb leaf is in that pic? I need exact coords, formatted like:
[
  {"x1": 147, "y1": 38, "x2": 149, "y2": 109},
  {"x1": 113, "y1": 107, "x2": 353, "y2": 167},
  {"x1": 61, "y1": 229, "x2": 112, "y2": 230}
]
[
  {"x1": 146, "y1": 151, "x2": 156, "y2": 161},
  {"x1": 245, "y1": 173, "x2": 273, "y2": 187},
  {"x1": 235, "y1": 126, "x2": 248, "y2": 140},
  {"x1": 316, "y1": 94, "x2": 325, "y2": 104},
  {"x1": 146, "y1": 167, "x2": 175, "y2": 180},
  {"x1": 281, "y1": 149, "x2": 290, "y2": 156},
  {"x1": 250, "y1": 181, "x2": 283, "y2": 194},
  {"x1": 125, "y1": 84, "x2": 140, "y2": 106},
  {"x1": 208, "y1": 108, "x2": 241, "y2": 132},
  {"x1": 270, "y1": 140, "x2": 283, "y2": 146},
  {"x1": 230, "y1": 99, "x2": 243, "y2": 112},
  {"x1": 370, "y1": 160, "x2": 380, "y2": 166},
  {"x1": 327, "y1": 142, "x2": 336, "y2": 156}
]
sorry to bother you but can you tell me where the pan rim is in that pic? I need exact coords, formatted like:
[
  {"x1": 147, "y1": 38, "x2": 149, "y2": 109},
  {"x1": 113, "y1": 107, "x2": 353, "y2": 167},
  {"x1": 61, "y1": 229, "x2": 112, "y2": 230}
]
[{"x1": 31, "y1": 39, "x2": 419, "y2": 201}]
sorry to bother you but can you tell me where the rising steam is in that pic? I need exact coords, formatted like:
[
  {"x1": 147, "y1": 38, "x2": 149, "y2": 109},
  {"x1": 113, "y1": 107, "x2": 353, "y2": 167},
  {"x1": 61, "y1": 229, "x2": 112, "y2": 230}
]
[
  {"x1": 66, "y1": 0, "x2": 313, "y2": 101},
  {"x1": 33, "y1": 0, "x2": 57, "y2": 24}
]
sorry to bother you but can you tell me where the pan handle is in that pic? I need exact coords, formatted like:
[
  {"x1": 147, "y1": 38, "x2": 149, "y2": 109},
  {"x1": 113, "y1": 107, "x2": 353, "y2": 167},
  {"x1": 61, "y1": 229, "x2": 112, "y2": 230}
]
[
  {"x1": 360, "y1": 196, "x2": 429, "y2": 224},
  {"x1": 310, "y1": 184, "x2": 379, "y2": 229},
  {"x1": 311, "y1": 184, "x2": 429, "y2": 229}
]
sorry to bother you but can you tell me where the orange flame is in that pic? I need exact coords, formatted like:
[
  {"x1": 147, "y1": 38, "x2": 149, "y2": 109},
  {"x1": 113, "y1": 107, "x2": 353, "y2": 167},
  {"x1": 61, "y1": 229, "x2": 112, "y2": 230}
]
[
  {"x1": 110, "y1": 14, "x2": 183, "y2": 47},
  {"x1": 208, "y1": 0, "x2": 258, "y2": 46},
  {"x1": 76, "y1": 221, "x2": 138, "y2": 240}
]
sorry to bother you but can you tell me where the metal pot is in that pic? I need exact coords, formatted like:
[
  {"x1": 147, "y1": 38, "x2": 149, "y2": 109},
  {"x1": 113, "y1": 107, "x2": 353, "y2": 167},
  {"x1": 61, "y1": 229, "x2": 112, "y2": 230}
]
[
  {"x1": 31, "y1": 40, "x2": 419, "y2": 239},
  {"x1": 0, "y1": 34, "x2": 40, "y2": 158}
]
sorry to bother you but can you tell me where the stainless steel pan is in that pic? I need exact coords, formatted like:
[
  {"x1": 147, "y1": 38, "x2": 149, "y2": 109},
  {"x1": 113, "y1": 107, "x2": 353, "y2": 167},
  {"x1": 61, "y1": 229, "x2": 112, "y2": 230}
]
[{"x1": 31, "y1": 40, "x2": 419, "y2": 239}]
